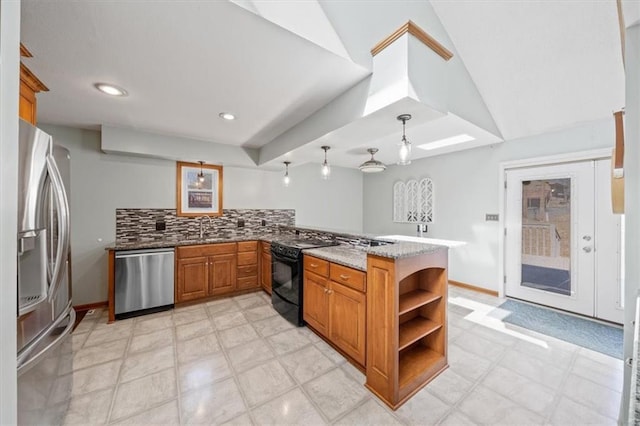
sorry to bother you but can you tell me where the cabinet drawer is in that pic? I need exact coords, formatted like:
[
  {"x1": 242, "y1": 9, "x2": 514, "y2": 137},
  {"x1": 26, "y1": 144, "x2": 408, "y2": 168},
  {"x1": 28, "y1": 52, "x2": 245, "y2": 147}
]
[
  {"x1": 330, "y1": 263, "x2": 366, "y2": 292},
  {"x1": 238, "y1": 241, "x2": 258, "y2": 252},
  {"x1": 237, "y1": 251, "x2": 257, "y2": 266},
  {"x1": 304, "y1": 256, "x2": 329, "y2": 277},
  {"x1": 237, "y1": 275, "x2": 259, "y2": 290},
  {"x1": 177, "y1": 243, "x2": 236, "y2": 258},
  {"x1": 237, "y1": 264, "x2": 257, "y2": 278}
]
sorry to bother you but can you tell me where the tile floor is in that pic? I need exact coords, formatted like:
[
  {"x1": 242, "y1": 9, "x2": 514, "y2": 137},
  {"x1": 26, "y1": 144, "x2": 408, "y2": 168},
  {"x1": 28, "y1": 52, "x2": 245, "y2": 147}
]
[{"x1": 53, "y1": 286, "x2": 623, "y2": 425}]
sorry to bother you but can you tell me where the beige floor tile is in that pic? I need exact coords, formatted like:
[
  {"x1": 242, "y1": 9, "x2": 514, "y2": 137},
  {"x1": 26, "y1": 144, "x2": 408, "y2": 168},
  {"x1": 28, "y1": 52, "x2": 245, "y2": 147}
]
[
  {"x1": 578, "y1": 347, "x2": 623, "y2": 371},
  {"x1": 244, "y1": 304, "x2": 278, "y2": 322},
  {"x1": 438, "y1": 411, "x2": 477, "y2": 426},
  {"x1": 237, "y1": 359, "x2": 296, "y2": 407},
  {"x1": 279, "y1": 345, "x2": 335, "y2": 385},
  {"x1": 71, "y1": 318, "x2": 97, "y2": 334},
  {"x1": 425, "y1": 368, "x2": 474, "y2": 405},
  {"x1": 447, "y1": 343, "x2": 492, "y2": 381},
  {"x1": 252, "y1": 314, "x2": 295, "y2": 337},
  {"x1": 227, "y1": 339, "x2": 275, "y2": 373},
  {"x1": 49, "y1": 360, "x2": 122, "y2": 405},
  {"x1": 219, "y1": 324, "x2": 259, "y2": 349},
  {"x1": 571, "y1": 354, "x2": 624, "y2": 391},
  {"x1": 177, "y1": 332, "x2": 221, "y2": 364},
  {"x1": 181, "y1": 377, "x2": 246, "y2": 424},
  {"x1": 61, "y1": 338, "x2": 128, "y2": 374},
  {"x1": 110, "y1": 368, "x2": 177, "y2": 421},
  {"x1": 128, "y1": 328, "x2": 174, "y2": 355},
  {"x1": 120, "y1": 346, "x2": 175, "y2": 383},
  {"x1": 334, "y1": 398, "x2": 402, "y2": 426},
  {"x1": 111, "y1": 399, "x2": 180, "y2": 425},
  {"x1": 499, "y1": 348, "x2": 566, "y2": 389},
  {"x1": 454, "y1": 330, "x2": 507, "y2": 362},
  {"x1": 236, "y1": 294, "x2": 268, "y2": 310},
  {"x1": 562, "y1": 373, "x2": 621, "y2": 420},
  {"x1": 178, "y1": 352, "x2": 233, "y2": 393},
  {"x1": 303, "y1": 368, "x2": 368, "y2": 421},
  {"x1": 267, "y1": 328, "x2": 313, "y2": 355},
  {"x1": 481, "y1": 365, "x2": 556, "y2": 415},
  {"x1": 314, "y1": 340, "x2": 347, "y2": 364},
  {"x1": 549, "y1": 396, "x2": 617, "y2": 426},
  {"x1": 83, "y1": 323, "x2": 133, "y2": 348},
  {"x1": 214, "y1": 311, "x2": 249, "y2": 331},
  {"x1": 46, "y1": 388, "x2": 113, "y2": 425},
  {"x1": 394, "y1": 387, "x2": 450, "y2": 425},
  {"x1": 221, "y1": 412, "x2": 254, "y2": 426},
  {"x1": 251, "y1": 388, "x2": 326, "y2": 425},
  {"x1": 458, "y1": 385, "x2": 544, "y2": 425},
  {"x1": 175, "y1": 318, "x2": 215, "y2": 341},
  {"x1": 173, "y1": 307, "x2": 208, "y2": 327},
  {"x1": 133, "y1": 315, "x2": 174, "y2": 335},
  {"x1": 207, "y1": 299, "x2": 241, "y2": 318}
]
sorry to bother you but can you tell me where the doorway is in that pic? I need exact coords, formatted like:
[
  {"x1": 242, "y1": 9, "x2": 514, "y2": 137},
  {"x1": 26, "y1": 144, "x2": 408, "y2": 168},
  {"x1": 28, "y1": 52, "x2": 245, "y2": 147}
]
[{"x1": 504, "y1": 158, "x2": 624, "y2": 323}]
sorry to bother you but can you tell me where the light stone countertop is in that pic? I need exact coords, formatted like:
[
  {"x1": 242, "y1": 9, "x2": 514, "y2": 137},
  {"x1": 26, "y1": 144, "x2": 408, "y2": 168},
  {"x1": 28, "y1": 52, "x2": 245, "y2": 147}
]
[
  {"x1": 364, "y1": 240, "x2": 447, "y2": 259},
  {"x1": 105, "y1": 233, "x2": 282, "y2": 251},
  {"x1": 304, "y1": 245, "x2": 367, "y2": 271}
]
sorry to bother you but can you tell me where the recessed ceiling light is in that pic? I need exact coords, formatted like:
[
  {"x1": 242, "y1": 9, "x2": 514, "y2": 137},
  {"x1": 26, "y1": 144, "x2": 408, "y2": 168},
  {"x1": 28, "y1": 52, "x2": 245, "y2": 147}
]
[
  {"x1": 94, "y1": 83, "x2": 128, "y2": 97},
  {"x1": 219, "y1": 112, "x2": 236, "y2": 120},
  {"x1": 417, "y1": 134, "x2": 475, "y2": 151}
]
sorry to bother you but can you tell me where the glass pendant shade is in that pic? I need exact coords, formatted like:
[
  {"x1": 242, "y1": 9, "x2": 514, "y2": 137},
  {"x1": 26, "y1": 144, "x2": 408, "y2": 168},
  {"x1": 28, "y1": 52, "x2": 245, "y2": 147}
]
[
  {"x1": 321, "y1": 146, "x2": 331, "y2": 179},
  {"x1": 283, "y1": 161, "x2": 291, "y2": 187},
  {"x1": 397, "y1": 114, "x2": 412, "y2": 165}
]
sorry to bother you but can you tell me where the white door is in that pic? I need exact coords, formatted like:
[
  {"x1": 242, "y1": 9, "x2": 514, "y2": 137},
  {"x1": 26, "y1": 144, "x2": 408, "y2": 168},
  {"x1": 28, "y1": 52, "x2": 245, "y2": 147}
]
[{"x1": 505, "y1": 159, "x2": 623, "y2": 323}]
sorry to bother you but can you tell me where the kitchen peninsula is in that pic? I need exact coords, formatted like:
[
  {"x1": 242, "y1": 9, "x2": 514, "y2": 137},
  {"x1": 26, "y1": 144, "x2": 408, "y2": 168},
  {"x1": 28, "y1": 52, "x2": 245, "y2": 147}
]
[{"x1": 105, "y1": 210, "x2": 448, "y2": 410}]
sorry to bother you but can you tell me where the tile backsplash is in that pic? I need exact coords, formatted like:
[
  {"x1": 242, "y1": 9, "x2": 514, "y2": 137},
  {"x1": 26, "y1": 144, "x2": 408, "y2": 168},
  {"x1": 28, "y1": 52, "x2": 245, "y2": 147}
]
[{"x1": 115, "y1": 208, "x2": 295, "y2": 244}]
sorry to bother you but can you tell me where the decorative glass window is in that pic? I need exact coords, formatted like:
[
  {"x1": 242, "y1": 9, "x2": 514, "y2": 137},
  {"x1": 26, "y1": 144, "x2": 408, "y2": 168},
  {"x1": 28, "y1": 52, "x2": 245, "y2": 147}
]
[{"x1": 393, "y1": 178, "x2": 434, "y2": 223}]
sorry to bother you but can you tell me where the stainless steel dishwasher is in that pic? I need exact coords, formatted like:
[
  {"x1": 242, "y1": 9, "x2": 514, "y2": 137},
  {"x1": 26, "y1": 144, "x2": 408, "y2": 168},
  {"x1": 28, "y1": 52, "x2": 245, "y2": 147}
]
[{"x1": 115, "y1": 248, "x2": 175, "y2": 319}]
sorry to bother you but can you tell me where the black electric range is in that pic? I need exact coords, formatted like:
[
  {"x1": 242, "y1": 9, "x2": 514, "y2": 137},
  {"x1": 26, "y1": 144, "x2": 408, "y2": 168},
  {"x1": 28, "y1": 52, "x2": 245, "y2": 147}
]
[{"x1": 270, "y1": 238, "x2": 338, "y2": 326}]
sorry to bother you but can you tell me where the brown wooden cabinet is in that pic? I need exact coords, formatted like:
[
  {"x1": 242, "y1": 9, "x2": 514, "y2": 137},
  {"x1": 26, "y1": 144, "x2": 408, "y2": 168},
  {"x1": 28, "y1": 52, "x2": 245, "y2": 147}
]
[
  {"x1": 19, "y1": 44, "x2": 48, "y2": 125},
  {"x1": 303, "y1": 255, "x2": 367, "y2": 366},
  {"x1": 176, "y1": 243, "x2": 238, "y2": 302},
  {"x1": 366, "y1": 249, "x2": 448, "y2": 410},
  {"x1": 260, "y1": 242, "x2": 272, "y2": 294},
  {"x1": 236, "y1": 241, "x2": 259, "y2": 291}
]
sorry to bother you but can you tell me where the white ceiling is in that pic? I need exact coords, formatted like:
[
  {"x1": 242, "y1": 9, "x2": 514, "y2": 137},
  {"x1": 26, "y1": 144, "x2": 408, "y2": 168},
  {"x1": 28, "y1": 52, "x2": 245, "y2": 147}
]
[{"x1": 20, "y1": 0, "x2": 626, "y2": 170}]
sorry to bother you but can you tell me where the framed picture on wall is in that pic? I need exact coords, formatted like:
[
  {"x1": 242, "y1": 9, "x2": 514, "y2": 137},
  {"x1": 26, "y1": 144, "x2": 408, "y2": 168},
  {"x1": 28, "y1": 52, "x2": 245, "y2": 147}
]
[{"x1": 176, "y1": 161, "x2": 223, "y2": 217}]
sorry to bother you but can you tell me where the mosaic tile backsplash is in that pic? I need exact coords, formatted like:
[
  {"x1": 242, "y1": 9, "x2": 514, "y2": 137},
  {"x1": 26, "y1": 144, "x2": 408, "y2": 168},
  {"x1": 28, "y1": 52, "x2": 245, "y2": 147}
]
[{"x1": 115, "y1": 208, "x2": 295, "y2": 244}]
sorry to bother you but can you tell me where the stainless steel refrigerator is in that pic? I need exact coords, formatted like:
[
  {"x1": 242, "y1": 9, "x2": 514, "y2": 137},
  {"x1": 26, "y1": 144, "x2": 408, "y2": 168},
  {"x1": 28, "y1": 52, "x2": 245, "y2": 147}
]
[{"x1": 17, "y1": 119, "x2": 75, "y2": 424}]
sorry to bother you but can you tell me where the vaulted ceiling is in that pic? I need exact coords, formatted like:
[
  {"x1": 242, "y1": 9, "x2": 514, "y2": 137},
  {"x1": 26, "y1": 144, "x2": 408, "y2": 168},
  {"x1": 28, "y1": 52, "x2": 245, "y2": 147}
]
[{"x1": 20, "y1": 0, "x2": 626, "y2": 170}]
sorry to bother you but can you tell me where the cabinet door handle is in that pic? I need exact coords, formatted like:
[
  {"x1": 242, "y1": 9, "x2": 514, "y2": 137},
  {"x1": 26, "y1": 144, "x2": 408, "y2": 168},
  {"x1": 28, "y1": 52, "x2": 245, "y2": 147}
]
[
  {"x1": 310, "y1": 263, "x2": 318, "y2": 268},
  {"x1": 339, "y1": 274, "x2": 350, "y2": 280},
  {"x1": 323, "y1": 288, "x2": 328, "y2": 293},
  {"x1": 327, "y1": 289, "x2": 333, "y2": 295}
]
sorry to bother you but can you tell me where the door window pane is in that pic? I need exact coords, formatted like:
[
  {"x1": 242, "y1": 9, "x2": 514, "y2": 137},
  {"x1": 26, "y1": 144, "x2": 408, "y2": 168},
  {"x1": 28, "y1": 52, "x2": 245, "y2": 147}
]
[{"x1": 521, "y1": 178, "x2": 571, "y2": 295}]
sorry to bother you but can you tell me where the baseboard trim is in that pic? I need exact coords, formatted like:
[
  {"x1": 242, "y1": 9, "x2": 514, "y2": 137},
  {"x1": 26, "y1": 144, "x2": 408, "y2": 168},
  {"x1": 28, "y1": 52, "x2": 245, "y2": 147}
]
[
  {"x1": 74, "y1": 301, "x2": 108, "y2": 312},
  {"x1": 449, "y1": 280, "x2": 499, "y2": 297}
]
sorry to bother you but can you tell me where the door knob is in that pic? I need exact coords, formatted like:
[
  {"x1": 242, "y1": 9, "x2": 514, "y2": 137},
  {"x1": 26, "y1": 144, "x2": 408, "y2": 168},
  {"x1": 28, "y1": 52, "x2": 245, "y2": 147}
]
[
  {"x1": 582, "y1": 246, "x2": 592, "y2": 253},
  {"x1": 582, "y1": 235, "x2": 592, "y2": 241}
]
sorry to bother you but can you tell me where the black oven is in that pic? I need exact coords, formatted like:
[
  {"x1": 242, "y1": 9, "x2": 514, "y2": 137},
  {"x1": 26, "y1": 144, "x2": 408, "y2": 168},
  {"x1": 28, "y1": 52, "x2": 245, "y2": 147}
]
[{"x1": 271, "y1": 238, "x2": 338, "y2": 326}]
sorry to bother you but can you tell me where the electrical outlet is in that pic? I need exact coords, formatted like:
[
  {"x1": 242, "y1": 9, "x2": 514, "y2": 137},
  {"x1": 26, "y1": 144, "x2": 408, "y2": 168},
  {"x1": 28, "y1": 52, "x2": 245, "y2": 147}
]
[
  {"x1": 155, "y1": 220, "x2": 166, "y2": 231},
  {"x1": 485, "y1": 214, "x2": 499, "y2": 221},
  {"x1": 237, "y1": 219, "x2": 245, "y2": 228},
  {"x1": 261, "y1": 219, "x2": 267, "y2": 226}
]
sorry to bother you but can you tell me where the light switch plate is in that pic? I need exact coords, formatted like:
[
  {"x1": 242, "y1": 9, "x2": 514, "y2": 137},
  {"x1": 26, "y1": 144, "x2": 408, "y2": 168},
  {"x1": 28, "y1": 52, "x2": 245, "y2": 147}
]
[{"x1": 486, "y1": 214, "x2": 499, "y2": 221}]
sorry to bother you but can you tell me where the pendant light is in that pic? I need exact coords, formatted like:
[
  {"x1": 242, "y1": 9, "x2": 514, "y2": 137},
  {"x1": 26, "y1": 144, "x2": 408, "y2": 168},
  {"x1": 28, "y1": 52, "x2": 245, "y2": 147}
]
[
  {"x1": 397, "y1": 114, "x2": 412, "y2": 165},
  {"x1": 321, "y1": 146, "x2": 331, "y2": 179},
  {"x1": 197, "y1": 161, "x2": 206, "y2": 185},
  {"x1": 283, "y1": 161, "x2": 291, "y2": 187},
  {"x1": 359, "y1": 148, "x2": 386, "y2": 173}
]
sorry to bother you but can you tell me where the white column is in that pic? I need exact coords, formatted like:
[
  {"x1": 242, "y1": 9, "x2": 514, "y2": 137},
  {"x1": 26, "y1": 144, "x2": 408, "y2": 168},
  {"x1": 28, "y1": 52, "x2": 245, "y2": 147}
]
[
  {"x1": 0, "y1": 0, "x2": 21, "y2": 424},
  {"x1": 621, "y1": 20, "x2": 640, "y2": 425}
]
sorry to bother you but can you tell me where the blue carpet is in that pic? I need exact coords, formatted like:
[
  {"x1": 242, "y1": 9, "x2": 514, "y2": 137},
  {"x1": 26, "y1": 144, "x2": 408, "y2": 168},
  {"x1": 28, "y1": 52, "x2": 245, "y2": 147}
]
[
  {"x1": 521, "y1": 264, "x2": 571, "y2": 296},
  {"x1": 497, "y1": 299, "x2": 623, "y2": 359}
]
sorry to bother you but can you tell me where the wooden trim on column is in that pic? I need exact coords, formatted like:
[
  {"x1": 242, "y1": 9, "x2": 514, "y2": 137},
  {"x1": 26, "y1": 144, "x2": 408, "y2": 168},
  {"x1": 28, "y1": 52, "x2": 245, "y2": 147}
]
[
  {"x1": 371, "y1": 20, "x2": 453, "y2": 61},
  {"x1": 20, "y1": 43, "x2": 33, "y2": 58},
  {"x1": 449, "y1": 280, "x2": 499, "y2": 297}
]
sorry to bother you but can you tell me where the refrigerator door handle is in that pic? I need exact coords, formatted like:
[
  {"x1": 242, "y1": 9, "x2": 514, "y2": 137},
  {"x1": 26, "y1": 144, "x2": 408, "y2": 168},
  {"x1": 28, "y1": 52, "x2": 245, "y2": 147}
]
[
  {"x1": 17, "y1": 305, "x2": 75, "y2": 375},
  {"x1": 45, "y1": 154, "x2": 70, "y2": 303}
]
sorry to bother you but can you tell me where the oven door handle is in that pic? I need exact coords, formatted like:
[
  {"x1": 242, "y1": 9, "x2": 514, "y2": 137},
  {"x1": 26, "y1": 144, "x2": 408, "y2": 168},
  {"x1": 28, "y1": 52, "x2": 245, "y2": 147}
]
[{"x1": 271, "y1": 252, "x2": 299, "y2": 265}]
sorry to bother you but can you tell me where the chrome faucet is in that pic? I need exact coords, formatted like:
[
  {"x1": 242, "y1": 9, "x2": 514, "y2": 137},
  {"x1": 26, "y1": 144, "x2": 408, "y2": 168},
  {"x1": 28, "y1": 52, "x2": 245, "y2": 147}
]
[
  {"x1": 417, "y1": 224, "x2": 427, "y2": 237},
  {"x1": 198, "y1": 216, "x2": 213, "y2": 239}
]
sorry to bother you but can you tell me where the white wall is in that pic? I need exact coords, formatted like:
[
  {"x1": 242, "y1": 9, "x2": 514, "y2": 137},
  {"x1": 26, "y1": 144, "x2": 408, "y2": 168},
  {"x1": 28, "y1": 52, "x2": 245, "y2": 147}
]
[
  {"x1": 40, "y1": 125, "x2": 363, "y2": 305},
  {"x1": 363, "y1": 119, "x2": 612, "y2": 291},
  {"x1": 0, "y1": 0, "x2": 21, "y2": 423}
]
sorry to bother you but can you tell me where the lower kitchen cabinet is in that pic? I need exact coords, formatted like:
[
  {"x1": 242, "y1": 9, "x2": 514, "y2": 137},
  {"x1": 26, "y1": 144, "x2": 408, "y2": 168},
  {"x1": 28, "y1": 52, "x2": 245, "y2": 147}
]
[
  {"x1": 176, "y1": 256, "x2": 209, "y2": 302},
  {"x1": 260, "y1": 242, "x2": 272, "y2": 294},
  {"x1": 303, "y1": 255, "x2": 366, "y2": 366},
  {"x1": 176, "y1": 243, "x2": 238, "y2": 302}
]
